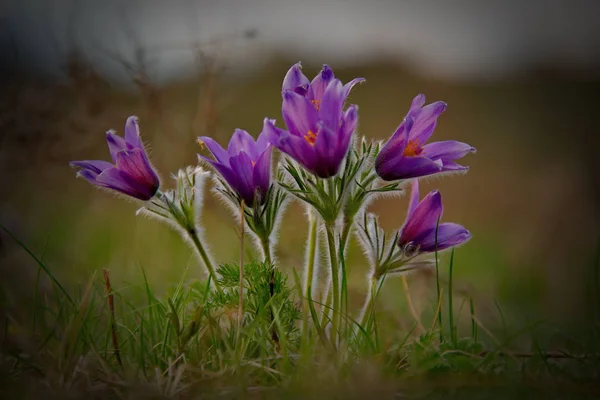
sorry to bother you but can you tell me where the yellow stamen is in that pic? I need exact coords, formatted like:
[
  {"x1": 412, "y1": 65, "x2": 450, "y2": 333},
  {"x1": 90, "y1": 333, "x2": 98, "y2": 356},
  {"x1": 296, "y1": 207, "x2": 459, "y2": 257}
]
[
  {"x1": 403, "y1": 139, "x2": 423, "y2": 157},
  {"x1": 311, "y1": 99, "x2": 321, "y2": 111},
  {"x1": 197, "y1": 138, "x2": 206, "y2": 151},
  {"x1": 304, "y1": 130, "x2": 317, "y2": 146},
  {"x1": 251, "y1": 160, "x2": 256, "y2": 167}
]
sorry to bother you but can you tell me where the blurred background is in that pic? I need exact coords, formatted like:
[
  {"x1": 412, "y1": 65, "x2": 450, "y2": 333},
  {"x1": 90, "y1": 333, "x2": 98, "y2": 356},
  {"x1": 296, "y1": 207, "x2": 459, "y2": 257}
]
[{"x1": 1, "y1": 0, "x2": 599, "y2": 345}]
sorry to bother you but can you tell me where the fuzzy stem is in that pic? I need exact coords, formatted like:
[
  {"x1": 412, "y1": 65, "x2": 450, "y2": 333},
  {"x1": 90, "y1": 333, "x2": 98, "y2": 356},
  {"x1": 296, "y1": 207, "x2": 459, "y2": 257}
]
[
  {"x1": 400, "y1": 275, "x2": 425, "y2": 334},
  {"x1": 359, "y1": 275, "x2": 382, "y2": 328},
  {"x1": 188, "y1": 228, "x2": 221, "y2": 290},
  {"x1": 325, "y1": 223, "x2": 340, "y2": 346},
  {"x1": 303, "y1": 211, "x2": 318, "y2": 336}
]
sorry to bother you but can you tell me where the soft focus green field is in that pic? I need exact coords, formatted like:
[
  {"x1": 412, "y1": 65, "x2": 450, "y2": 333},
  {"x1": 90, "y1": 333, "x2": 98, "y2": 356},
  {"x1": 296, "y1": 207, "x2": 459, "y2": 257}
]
[{"x1": 1, "y1": 60, "x2": 598, "y2": 351}]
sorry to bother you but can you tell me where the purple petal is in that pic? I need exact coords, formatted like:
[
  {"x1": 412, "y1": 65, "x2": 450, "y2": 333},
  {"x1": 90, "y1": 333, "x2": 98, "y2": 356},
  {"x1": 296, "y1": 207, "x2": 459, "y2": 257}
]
[
  {"x1": 114, "y1": 149, "x2": 160, "y2": 197},
  {"x1": 229, "y1": 151, "x2": 256, "y2": 205},
  {"x1": 441, "y1": 160, "x2": 469, "y2": 172},
  {"x1": 309, "y1": 64, "x2": 335, "y2": 102},
  {"x1": 409, "y1": 94, "x2": 426, "y2": 114},
  {"x1": 409, "y1": 101, "x2": 447, "y2": 144},
  {"x1": 202, "y1": 157, "x2": 239, "y2": 189},
  {"x1": 399, "y1": 190, "x2": 443, "y2": 245},
  {"x1": 375, "y1": 116, "x2": 414, "y2": 179},
  {"x1": 422, "y1": 140, "x2": 476, "y2": 161},
  {"x1": 282, "y1": 62, "x2": 310, "y2": 95},
  {"x1": 415, "y1": 223, "x2": 472, "y2": 252},
  {"x1": 198, "y1": 136, "x2": 230, "y2": 166},
  {"x1": 319, "y1": 79, "x2": 344, "y2": 130},
  {"x1": 407, "y1": 179, "x2": 420, "y2": 218},
  {"x1": 228, "y1": 129, "x2": 257, "y2": 159},
  {"x1": 262, "y1": 118, "x2": 286, "y2": 145},
  {"x1": 377, "y1": 155, "x2": 443, "y2": 181},
  {"x1": 70, "y1": 160, "x2": 114, "y2": 174},
  {"x1": 252, "y1": 146, "x2": 272, "y2": 203},
  {"x1": 95, "y1": 168, "x2": 154, "y2": 200},
  {"x1": 336, "y1": 104, "x2": 358, "y2": 162},
  {"x1": 255, "y1": 128, "x2": 271, "y2": 154},
  {"x1": 76, "y1": 168, "x2": 102, "y2": 183},
  {"x1": 341, "y1": 77, "x2": 365, "y2": 100},
  {"x1": 106, "y1": 130, "x2": 127, "y2": 162},
  {"x1": 277, "y1": 130, "x2": 318, "y2": 172},
  {"x1": 282, "y1": 90, "x2": 320, "y2": 137},
  {"x1": 124, "y1": 116, "x2": 143, "y2": 149}
]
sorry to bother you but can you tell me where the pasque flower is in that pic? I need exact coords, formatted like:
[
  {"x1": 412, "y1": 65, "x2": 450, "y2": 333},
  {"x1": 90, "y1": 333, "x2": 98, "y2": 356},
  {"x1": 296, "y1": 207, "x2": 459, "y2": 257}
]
[
  {"x1": 398, "y1": 180, "x2": 471, "y2": 253},
  {"x1": 198, "y1": 129, "x2": 272, "y2": 206},
  {"x1": 264, "y1": 63, "x2": 364, "y2": 178},
  {"x1": 70, "y1": 116, "x2": 160, "y2": 200},
  {"x1": 375, "y1": 94, "x2": 476, "y2": 181}
]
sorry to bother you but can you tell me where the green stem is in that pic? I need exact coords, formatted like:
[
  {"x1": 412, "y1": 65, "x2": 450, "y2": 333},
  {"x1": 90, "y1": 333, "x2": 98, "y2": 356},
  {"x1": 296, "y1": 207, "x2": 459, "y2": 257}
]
[
  {"x1": 359, "y1": 275, "x2": 381, "y2": 329},
  {"x1": 261, "y1": 236, "x2": 273, "y2": 266},
  {"x1": 303, "y1": 212, "x2": 318, "y2": 337},
  {"x1": 188, "y1": 229, "x2": 221, "y2": 290},
  {"x1": 325, "y1": 223, "x2": 340, "y2": 346}
]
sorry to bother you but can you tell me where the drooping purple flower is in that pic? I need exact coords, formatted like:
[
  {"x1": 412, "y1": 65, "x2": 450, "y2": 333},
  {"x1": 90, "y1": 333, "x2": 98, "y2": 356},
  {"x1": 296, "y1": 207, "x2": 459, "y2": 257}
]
[
  {"x1": 198, "y1": 129, "x2": 272, "y2": 206},
  {"x1": 70, "y1": 116, "x2": 160, "y2": 201},
  {"x1": 398, "y1": 180, "x2": 471, "y2": 253},
  {"x1": 375, "y1": 94, "x2": 476, "y2": 181},
  {"x1": 264, "y1": 63, "x2": 364, "y2": 178}
]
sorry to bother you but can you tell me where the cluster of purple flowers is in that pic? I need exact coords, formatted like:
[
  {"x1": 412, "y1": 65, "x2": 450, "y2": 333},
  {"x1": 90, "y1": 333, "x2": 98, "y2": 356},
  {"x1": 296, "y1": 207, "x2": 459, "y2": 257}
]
[{"x1": 70, "y1": 62, "x2": 475, "y2": 257}]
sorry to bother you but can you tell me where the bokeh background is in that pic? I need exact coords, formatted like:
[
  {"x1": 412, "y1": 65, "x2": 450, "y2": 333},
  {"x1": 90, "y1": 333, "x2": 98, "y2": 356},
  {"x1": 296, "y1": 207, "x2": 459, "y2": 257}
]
[{"x1": 1, "y1": 0, "x2": 599, "y2": 345}]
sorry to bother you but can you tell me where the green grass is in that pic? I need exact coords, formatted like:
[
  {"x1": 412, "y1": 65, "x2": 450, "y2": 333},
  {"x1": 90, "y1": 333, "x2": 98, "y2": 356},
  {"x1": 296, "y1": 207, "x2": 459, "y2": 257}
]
[{"x1": 2, "y1": 223, "x2": 599, "y2": 399}]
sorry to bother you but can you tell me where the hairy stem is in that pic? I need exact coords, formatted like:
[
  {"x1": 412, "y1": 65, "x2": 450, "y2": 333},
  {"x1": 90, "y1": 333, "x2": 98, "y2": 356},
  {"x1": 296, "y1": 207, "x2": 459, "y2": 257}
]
[
  {"x1": 188, "y1": 228, "x2": 220, "y2": 290},
  {"x1": 325, "y1": 223, "x2": 340, "y2": 347},
  {"x1": 303, "y1": 211, "x2": 318, "y2": 337},
  {"x1": 401, "y1": 275, "x2": 425, "y2": 334},
  {"x1": 359, "y1": 275, "x2": 382, "y2": 329}
]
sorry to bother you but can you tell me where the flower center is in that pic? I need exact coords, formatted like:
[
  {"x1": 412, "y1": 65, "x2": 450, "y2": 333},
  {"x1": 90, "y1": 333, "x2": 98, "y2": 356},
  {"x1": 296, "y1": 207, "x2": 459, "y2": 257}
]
[
  {"x1": 251, "y1": 160, "x2": 256, "y2": 167},
  {"x1": 311, "y1": 99, "x2": 321, "y2": 111},
  {"x1": 403, "y1": 139, "x2": 423, "y2": 157},
  {"x1": 304, "y1": 130, "x2": 317, "y2": 146}
]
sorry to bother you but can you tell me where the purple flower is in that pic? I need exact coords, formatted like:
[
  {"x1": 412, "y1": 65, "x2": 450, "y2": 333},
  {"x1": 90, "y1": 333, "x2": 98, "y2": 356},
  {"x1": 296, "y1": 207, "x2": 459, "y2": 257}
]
[
  {"x1": 198, "y1": 129, "x2": 272, "y2": 206},
  {"x1": 264, "y1": 63, "x2": 364, "y2": 178},
  {"x1": 375, "y1": 94, "x2": 476, "y2": 181},
  {"x1": 70, "y1": 116, "x2": 160, "y2": 201},
  {"x1": 398, "y1": 180, "x2": 471, "y2": 253}
]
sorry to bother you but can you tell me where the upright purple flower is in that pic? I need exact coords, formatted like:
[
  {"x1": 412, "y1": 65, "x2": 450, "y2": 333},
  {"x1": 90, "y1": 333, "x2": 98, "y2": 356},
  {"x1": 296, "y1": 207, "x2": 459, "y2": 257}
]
[
  {"x1": 264, "y1": 63, "x2": 364, "y2": 178},
  {"x1": 198, "y1": 129, "x2": 272, "y2": 206},
  {"x1": 398, "y1": 180, "x2": 471, "y2": 253},
  {"x1": 70, "y1": 116, "x2": 160, "y2": 201},
  {"x1": 375, "y1": 94, "x2": 476, "y2": 181}
]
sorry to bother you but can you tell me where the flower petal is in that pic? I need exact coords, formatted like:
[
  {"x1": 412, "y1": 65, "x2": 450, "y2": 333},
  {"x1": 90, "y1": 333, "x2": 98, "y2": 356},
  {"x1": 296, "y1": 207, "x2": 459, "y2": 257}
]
[
  {"x1": 252, "y1": 146, "x2": 272, "y2": 203},
  {"x1": 282, "y1": 90, "x2": 319, "y2": 137},
  {"x1": 95, "y1": 168, "x2": 154, "y2": 200},
  {"x1": 422, "y1": 140, "x2": 476, "y2": 161},
  {"x1": 399, "y1": 190, "x2": 443, "y2": 245},
  {"x1": 255, "y1": 128, "x2": 271, "y2": 154},
  {"x1": 228, "y1": 129, "x2": 257, "y2": 159},
  {"x1": 342, "y1": 77, "x2": 365, "y2": 100},
  {"x1": 124, "y1": 116, "x2": 143, "y2": 149},
  {"x1": 309, "y1": 64, "x2": 335, "y2": 102},
  {"x1": 282, "y1": 62, "x2": 310, "y2": 95},
  {"x1": 377, "y1": 155, "x2": 443, "y2": 181},
  {"x1": 407, "y1": 179, "x2": 420, "y2": 219},
  {"x1": 229, "y1": 151, "x2": 256, "y2": 205},
  {"x1": 441, "y1": 160, "x2": 469, "y2": 172},
  {"x1": 70, "y1": 160, "x2": 114, "y2": 174},
  {"x1": 415, "y1": 223, "x2": 471, "y2": 252},
  {"x1": 336, "y1": 104, "x2": 358, "y2": 162},
  {"x1": 375, "y1": 116, "x2": 414, "y2": 179},
  {"x1": 115, "y1": 148, "x2": 160, "y2": 197},
  {"x1": 198, "y1": 136, "x2": 230, "y2": 166},
  {"x1": 106, "y1": 130, "x2": 127, "y2": 162},
  {"x1": 319, "y1": 79, "x2": 344, "y2": 130},
  {"x1": 409, "y1": 101, "x2": 447, "y2": 144},
  {"x1": 409, "y1": 94, "x2": 426, "y2": 114}
]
